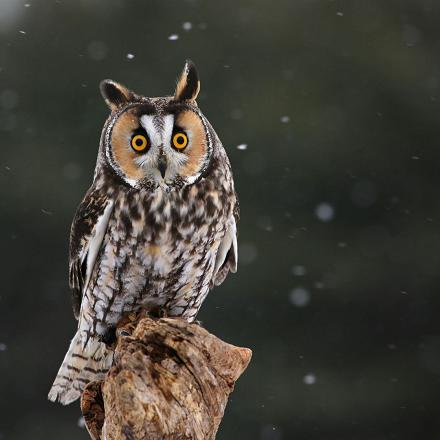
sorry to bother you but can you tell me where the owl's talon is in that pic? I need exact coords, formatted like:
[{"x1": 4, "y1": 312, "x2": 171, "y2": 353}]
[{"x1": 116, "y1": 328, "x2": 131, "y2": 338}]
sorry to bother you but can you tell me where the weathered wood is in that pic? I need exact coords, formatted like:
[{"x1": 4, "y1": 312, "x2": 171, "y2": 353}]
[{"x1": 81, "y1": 314, "x2": 252, "y2": 440}]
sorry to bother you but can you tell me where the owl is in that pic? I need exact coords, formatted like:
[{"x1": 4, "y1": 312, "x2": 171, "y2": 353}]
[{"x1": 48, "y1": 61, "x2": 239, "y2": 405}]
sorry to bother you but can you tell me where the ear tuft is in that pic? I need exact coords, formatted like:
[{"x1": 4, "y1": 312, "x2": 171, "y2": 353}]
[
  {"x1": 100, "y1": 79, "x2": 135, "y2": 111},
  {"x1": 174, "y1": 60, "x2": 200, "y2": 103}
]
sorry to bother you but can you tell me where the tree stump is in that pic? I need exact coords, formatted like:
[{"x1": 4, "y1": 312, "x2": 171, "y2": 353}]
[{"x1": 80, "y1": 314, "x2": 252, "y2": 440}]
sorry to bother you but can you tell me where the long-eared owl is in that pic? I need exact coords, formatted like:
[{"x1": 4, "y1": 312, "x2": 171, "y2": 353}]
[{"x1": 48, "y1": 61, "x2": 239, "y2": 405}]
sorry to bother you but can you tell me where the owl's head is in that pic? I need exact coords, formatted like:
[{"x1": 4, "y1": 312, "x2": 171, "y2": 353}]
[{"x1": 99, "y1": 61, "x2": 213, "y2": 190}]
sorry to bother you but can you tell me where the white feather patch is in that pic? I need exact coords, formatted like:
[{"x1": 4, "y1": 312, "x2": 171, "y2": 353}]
[
  {"x1": 83, "y1": 200, "x2": 114, "y2": 295},
  {"x1": 213, "y1": 216, "x2": 238, "y2": 277}
]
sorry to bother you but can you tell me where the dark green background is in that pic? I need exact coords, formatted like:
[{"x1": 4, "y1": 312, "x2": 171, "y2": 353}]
[{"x1": 1, "y1": 0, "x2": 440, "y2": 438}]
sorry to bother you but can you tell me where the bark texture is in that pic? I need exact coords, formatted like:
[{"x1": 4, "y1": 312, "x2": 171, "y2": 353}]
[{"x1": 81, "y1": 314, "x2": 252, "y2": 440}]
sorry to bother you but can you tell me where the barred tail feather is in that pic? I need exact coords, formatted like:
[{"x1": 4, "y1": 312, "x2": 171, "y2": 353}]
[{"x1": 48, "y1": 331, "x2": 113, "y2": 405}]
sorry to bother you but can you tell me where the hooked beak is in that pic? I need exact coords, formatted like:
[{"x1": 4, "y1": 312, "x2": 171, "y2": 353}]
[{"x1": 157, "y1": 155, "x2": 167, "y2": 179}]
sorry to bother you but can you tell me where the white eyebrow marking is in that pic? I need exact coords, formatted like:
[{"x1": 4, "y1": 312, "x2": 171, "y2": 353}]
[
  {"x1": 140, "y1": 114, "x2": 174, "y2": 146},
  {"x1": 162, "y1": 114, "x2": 174, "y2": 145},
  {"x1": 140, "y1": 115, "x2": 161, "y2": 146}
]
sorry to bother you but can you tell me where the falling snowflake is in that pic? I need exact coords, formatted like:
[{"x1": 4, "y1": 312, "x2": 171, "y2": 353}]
[
  {"x1": 303, "y1": 373, "x2": 316, "y2": 385},
  {"x1": 126, "y1": 53, "x2": 135, "y2": 60},
  {"x1": 239, "y1": 242, "x2": 258, "y2": 265},
  {"x1": 87, "y1": 40, "x2": 108, "y2": 61},
  {"x1": 182, "y1": 22, "x2": 192, "y2": 31},
  {"x1": 168, "y1": 34, "x2": 179, "y2": 41},
  {"x1": 291, "y1": 265, "x2": 306, "y2": 276},
  {"x1": 289, "y1": 287, "x2": 310, "y2": 307},
  {"x1": 315, "y1": 203, "x2": 335, "y2": 222},
  {"x1": 236, "y1": 144, "x2": 248, "y2": 151}
]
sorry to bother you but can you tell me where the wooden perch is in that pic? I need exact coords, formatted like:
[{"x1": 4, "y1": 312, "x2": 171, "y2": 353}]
[{"x1": 81, "y1": 314, "x2": 252, "y2": 440}]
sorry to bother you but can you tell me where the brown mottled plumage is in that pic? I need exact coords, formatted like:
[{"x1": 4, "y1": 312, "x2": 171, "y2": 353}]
[{"x1": 48, "y1": 61, "x2": 239, "y2": 405}]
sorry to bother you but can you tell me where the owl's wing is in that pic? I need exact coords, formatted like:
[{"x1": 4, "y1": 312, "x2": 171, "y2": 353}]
[
  {"x1": 212, "y1": 201, "x2": 239, "y2": 287},
  {"x1": 69, "y1": 186, "x2": 114, "y2": 319}
]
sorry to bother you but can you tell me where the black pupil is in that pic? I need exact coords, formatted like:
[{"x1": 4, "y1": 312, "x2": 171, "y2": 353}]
[
  {"x1": 135, "y1": 138, "x2": 144, "y2": 147},
  {"x1": 176, "y1": 135, "x2": 184, "y2": 144}
]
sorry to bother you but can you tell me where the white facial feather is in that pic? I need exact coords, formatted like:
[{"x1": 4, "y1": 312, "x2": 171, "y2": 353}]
[
  {"x1": 138, "y1": 114, "x2": 184, "y2": 181},
  {"x1": 139, "y1": 114, "x2": 175, "y2": 147},
  {"x1": 162, "y1": 114, "x2": 175, "y2": 144}
]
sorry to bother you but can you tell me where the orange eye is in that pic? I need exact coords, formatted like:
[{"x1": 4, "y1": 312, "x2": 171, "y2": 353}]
[
  {"x1": 131, "y1": 134, "x2": 148, "y2": 152},
  {"x1": 172, "y1": 132, "x2": 188, "y2": 150}
]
